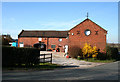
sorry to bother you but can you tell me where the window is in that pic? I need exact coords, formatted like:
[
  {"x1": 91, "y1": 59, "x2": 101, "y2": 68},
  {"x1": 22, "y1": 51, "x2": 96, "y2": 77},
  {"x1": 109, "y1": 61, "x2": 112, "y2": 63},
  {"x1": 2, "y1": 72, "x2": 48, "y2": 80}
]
[
  {"x1": 19, "y1": 42, "x2": 24, "y2": 47},
  {"x1": 38, "y1": 37, "x2": 42, "y2": 41},
  {"x1": 19, "y1": 42, "x2": 23, "y2": 44},
  {"x1": 4, "y1": 36, "x2": 6, "y2": 38},
  {"x1": 58, "y1": 38, "x2": 62, "y2": 42},
  {"x1": 84, "y1": 29, "x2": 91, "y2": 36},
  {"x1": 51, "y1": 45, "x2": 56, "y2": 48},
  {"x1": 72, "y1": 33, "x2": 74, "y2": 35}
]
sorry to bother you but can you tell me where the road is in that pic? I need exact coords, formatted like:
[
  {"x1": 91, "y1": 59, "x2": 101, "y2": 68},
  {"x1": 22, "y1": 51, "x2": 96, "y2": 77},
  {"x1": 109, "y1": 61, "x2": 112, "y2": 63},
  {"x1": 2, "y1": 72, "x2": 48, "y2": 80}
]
[{"x1": 2, "y1": 61, "x2": 119, "y2": 80}]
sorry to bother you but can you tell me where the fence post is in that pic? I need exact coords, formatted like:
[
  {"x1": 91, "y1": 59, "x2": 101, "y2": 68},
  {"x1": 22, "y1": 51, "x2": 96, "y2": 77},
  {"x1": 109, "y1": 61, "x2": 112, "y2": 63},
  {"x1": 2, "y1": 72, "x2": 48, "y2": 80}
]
[{"x1": 51, "y1": 53, "x2": 52, "y2": 64}]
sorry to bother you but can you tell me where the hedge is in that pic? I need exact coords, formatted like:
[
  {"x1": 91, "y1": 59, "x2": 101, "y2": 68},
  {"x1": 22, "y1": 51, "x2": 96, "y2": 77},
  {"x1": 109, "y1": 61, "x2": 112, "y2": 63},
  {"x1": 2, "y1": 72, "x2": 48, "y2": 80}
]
[
  {"x1": 97, "y1": 46, "x2": 119, "y2": 60},
  {"x1": 106, "y1": 46, "x2": 119, "y2": 60},
  {"x1": 2, "y1": 46, "x2": 40, "y2": 67}
]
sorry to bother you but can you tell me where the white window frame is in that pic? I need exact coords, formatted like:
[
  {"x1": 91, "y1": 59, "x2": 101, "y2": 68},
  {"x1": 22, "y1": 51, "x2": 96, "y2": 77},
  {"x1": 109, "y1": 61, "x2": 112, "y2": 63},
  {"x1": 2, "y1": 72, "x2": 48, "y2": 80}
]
[{"x1": 38, "y1": 37, "x2": 42, "y2": 41}]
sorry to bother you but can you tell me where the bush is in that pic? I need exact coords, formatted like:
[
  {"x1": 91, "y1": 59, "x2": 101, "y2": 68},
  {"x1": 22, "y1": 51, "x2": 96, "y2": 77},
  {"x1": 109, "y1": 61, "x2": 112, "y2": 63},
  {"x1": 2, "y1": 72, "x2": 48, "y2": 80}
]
[
  {"x1": 69, "y1": 46, "x2": 82, "y2": 58},
  {"x1": 82, "y1": 43, "x2": 98, "y2": 58},
  {"x1": 106, "y1": 46, "x2": 118, "y2": 60},
  {"x1": 2, "y1": 46, "x2": 40, "y2": 67},
  {"x1": 97, "y1": 52, "x2": 107, "y2": 60},
  {"x1": 97, "y1": 46, "x2": 119, "y2": 60}
]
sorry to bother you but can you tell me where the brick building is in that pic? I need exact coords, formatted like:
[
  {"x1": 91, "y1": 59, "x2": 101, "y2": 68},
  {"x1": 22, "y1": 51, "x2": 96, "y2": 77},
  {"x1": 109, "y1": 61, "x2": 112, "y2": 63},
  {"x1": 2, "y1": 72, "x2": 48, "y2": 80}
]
[{"x1": 18, "y1": 18, "x2": 107, "y2": 52}]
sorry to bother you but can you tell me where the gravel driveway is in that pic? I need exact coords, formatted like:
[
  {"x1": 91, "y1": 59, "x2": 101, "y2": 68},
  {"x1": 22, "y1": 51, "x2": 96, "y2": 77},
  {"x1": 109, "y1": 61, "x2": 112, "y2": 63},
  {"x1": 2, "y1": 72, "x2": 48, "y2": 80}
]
[{"x1": 40, "y1": 51, "x2": 105, "y2": 69}]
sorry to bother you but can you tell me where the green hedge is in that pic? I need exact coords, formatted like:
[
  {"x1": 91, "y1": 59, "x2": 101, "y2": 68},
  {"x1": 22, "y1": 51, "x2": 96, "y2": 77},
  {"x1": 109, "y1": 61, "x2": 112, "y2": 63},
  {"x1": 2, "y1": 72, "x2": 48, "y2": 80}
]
[
  {"x1": 97, "y1": 46, "x2": 119, "y2": 60},
  {"x1": 2, "y1": 46, "x2": 40, "y2": 67},
  {"x1": 106, "y1": 46, "x2": 119, "y2": 60}
]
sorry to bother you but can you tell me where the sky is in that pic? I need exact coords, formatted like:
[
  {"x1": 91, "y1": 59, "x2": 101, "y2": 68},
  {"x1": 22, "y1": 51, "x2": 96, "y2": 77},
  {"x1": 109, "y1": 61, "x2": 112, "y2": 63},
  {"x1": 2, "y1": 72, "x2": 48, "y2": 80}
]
[{"x1": 2, "y1": 2, "x2": 118, "y2": 43}]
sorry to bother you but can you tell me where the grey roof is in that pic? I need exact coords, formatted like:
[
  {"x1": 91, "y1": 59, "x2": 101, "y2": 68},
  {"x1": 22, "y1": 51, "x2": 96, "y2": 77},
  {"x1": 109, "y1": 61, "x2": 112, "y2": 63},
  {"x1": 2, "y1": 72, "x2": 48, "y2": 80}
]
[{"x1": 18, "y1": 30, "x2": 68, "y2": 38}]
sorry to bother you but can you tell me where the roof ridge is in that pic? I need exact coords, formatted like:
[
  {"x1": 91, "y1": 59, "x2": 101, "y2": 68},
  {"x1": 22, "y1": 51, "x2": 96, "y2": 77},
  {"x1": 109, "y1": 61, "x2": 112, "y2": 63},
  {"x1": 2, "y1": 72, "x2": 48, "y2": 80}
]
[
  {"x1": 23, "y1": 30, "x2": 69, "y2": 32},
  {"x1": 69, "y1": 18, "x2": 107, "y2": 33}
]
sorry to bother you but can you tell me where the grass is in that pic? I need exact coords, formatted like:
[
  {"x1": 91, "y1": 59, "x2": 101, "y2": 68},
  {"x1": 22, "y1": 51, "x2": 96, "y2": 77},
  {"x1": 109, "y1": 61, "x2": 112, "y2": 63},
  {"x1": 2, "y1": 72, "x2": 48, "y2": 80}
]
[
  {"x1": 79, "y1": 58, "x2": 116, "y2": 63},
  {"x1": 3, "y1": 63, "x2": 62, "y2": 70}
]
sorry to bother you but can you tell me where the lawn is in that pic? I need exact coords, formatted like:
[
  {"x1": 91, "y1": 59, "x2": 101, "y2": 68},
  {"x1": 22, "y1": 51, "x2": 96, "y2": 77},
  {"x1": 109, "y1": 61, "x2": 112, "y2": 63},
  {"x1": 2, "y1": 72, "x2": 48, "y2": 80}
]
[{"x1": 81, "y1": 58, "x2": 116, "y2": 63}]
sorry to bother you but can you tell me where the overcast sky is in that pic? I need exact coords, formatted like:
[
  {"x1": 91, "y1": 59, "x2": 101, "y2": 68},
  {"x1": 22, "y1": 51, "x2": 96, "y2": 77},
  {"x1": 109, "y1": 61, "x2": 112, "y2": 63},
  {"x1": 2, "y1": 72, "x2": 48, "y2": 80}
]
[{"x1": 2, "y1": 2, "x2": 118, "y2": 43}]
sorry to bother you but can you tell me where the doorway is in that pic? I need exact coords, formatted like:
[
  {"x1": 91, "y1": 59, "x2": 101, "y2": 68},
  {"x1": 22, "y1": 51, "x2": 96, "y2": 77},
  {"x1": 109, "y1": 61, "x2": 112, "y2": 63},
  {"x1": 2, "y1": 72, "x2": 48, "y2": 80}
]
[{"x1": 65, "y1": 45, "x2": 68, "y2": 53}]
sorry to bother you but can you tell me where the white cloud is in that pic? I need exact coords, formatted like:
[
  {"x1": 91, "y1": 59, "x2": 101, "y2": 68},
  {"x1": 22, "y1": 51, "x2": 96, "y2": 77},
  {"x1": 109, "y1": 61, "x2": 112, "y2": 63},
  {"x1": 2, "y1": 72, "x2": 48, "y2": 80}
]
[{"x1": 36, "y1": 18, "x2": 86, "y2": 30}]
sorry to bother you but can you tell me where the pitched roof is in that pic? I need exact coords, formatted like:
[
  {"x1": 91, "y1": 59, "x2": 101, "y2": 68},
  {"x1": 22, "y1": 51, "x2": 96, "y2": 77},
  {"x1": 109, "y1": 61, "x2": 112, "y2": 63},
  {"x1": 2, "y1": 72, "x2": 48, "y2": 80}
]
[
  {"x1": 18, "y1": 30, "x2": 68, "y2": 38},
  {"x1": 69, "y1": 18, "x2": 107, "y2": 33}
]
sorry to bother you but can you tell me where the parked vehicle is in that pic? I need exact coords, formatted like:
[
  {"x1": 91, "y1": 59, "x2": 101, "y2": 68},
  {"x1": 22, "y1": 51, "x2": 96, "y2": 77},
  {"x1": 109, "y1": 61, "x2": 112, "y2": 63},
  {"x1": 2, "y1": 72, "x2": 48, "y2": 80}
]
[{"x1": 33, "y1": 43, "x2": 46, "y2": 51}]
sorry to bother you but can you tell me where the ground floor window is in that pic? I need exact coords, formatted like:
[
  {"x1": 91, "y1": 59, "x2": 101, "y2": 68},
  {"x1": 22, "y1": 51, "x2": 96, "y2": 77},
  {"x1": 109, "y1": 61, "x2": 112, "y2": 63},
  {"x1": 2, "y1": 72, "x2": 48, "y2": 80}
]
[
  {"x1": 51, "y1": 45, "x2": 56, "y2": 49},
  {"x1": 19, "y1": 42, "x2": 24, "y2": 47}
]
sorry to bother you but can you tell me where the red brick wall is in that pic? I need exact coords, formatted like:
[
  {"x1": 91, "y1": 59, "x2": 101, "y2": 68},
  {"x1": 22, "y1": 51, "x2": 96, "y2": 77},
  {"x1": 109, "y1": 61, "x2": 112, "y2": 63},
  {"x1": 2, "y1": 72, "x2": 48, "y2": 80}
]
[
  {"x1": 68, "y1": 19, "x2": 107, "y2": 52},
  {"x1": 48, "y1": 38, "x2": 68, "y2": 52},
  {"x1": 18, "y1": 37, "x2": 39, "y2": 47},
  {"x1": 18, "y1": 37, "x2": 68, "y2": 52}
]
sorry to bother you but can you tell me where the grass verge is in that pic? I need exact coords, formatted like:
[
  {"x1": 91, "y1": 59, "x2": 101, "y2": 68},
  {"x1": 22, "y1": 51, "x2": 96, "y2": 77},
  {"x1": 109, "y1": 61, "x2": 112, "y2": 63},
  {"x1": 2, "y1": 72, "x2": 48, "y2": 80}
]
[
  {"x1": 3, "y1": 63, "x2": 62, "y2": 71},
  {"x1": 80, "y1": 58, "x2": 116, "y2": 63}
]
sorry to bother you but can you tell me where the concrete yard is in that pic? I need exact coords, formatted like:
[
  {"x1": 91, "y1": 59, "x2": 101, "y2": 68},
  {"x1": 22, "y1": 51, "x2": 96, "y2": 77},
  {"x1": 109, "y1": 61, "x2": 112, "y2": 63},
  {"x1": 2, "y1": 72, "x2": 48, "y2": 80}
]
[{"x1": 40, "y1": 51, "x2": 105, "y2": 69}]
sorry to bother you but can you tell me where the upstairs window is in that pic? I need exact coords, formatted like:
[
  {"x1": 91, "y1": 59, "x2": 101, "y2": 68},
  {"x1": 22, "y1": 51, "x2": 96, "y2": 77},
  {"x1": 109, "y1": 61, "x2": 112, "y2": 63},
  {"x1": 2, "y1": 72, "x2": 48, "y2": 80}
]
[{"x1": 58, "y1": 38, "x2": 62, "y2": 42}]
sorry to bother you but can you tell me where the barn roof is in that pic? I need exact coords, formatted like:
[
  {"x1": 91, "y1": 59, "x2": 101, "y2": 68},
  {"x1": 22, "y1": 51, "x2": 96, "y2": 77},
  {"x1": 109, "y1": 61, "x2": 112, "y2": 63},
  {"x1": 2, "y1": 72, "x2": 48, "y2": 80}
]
[
  {"x1": 18, "y1": 30, "x2": 68, "y2": 38},
  {"x1": 69, "y1": 18, "x2": 107, "y2": 33}
]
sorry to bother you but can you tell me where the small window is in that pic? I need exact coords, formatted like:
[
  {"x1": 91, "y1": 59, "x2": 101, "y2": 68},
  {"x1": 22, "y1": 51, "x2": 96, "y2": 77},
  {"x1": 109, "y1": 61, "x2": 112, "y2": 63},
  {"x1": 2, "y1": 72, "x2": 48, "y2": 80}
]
[
  {"x1": 59, "y1": 38, "x2": 62, "y2": 42},
  {"x1": 51, "y1": 45, "x2": 56, "y2": 48},
  {"x1": 19, "y1": 42, "x2": 24, "y2": 47},
  {"x1": 19, "y1": 42, "x2": 23, "y2": 44},
  {"x1": 72, "y1": 33, "x2": 74, "y2": 35},
  {"x1": 38, "y1": 37, "x2": 42, "y2": 41},
  {"x1": 4, "y1": 36, "x2": 6, "y2": 38}
]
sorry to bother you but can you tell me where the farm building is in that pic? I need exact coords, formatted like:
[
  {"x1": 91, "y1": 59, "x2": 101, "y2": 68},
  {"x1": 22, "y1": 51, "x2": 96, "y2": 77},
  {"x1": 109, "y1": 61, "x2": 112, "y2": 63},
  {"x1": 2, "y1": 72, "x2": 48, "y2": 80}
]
[{"x1": 18, "y1": 18, "x2": 107, "y2": 53}]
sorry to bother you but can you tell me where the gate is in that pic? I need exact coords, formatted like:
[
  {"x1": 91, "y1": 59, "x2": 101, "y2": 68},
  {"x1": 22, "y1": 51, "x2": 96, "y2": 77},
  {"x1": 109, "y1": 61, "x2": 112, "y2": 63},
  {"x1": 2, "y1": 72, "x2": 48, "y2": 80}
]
[{"x1": 40, "y1": 53, "x2": 52, "y2": 63}]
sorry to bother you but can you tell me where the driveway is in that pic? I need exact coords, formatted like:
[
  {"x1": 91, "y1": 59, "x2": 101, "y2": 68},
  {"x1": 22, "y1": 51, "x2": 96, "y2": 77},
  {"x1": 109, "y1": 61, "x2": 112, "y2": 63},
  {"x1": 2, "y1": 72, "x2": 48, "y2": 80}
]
[{"x1": 40, "y1": 51, "x2": 105, "y2": 69}]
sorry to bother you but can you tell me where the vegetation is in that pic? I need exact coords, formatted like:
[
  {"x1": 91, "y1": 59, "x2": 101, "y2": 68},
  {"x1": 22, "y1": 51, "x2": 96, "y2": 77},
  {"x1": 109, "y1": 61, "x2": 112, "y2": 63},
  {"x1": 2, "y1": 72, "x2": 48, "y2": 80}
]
[
  {"x1": 81, "y1": 58, "x2": 116, "y2": 63},
  {"x1": 3, "y1": 63, "x2": 61, "y2": 70},
  {"x1": 82, "y1": 43, "x2": 98, "y2": 59},
  {"x1": 2, "y1": 46, "x2": 62, "y2": 70},
  {"x1": 69, "y1": 43, "x2": 120, "y2": 62},
  {"x1": 2, "y1": 34, "x2": 12, "y2": 46},
  {"x1": 2, "y1": 46, "x2": 40, "y2": 67},
  {"x1": 69, "y1": 46, "x2": 82, "y2": 58}
]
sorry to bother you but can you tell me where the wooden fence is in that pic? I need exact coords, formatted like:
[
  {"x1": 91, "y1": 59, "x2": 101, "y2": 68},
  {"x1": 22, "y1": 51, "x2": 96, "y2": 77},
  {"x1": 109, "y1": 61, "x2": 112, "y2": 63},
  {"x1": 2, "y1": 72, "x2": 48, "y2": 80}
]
[{"x1": 40, "y1": 53, "x2": 52, "y2": 63}]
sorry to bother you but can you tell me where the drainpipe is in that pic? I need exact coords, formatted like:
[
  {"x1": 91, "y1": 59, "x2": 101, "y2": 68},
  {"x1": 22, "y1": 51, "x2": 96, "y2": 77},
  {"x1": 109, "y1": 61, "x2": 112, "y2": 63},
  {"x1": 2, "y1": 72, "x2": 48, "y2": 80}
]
[{"x1": 47, "y1": 38, "x2": 49, "y2": 50}]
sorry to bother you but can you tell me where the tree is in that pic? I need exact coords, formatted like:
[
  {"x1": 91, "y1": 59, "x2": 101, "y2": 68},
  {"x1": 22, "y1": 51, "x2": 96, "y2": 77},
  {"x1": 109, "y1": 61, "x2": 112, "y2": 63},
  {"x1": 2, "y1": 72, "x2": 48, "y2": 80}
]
[{"x1": 2, "y1": 34, "x2": 12, "y2": 46}]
